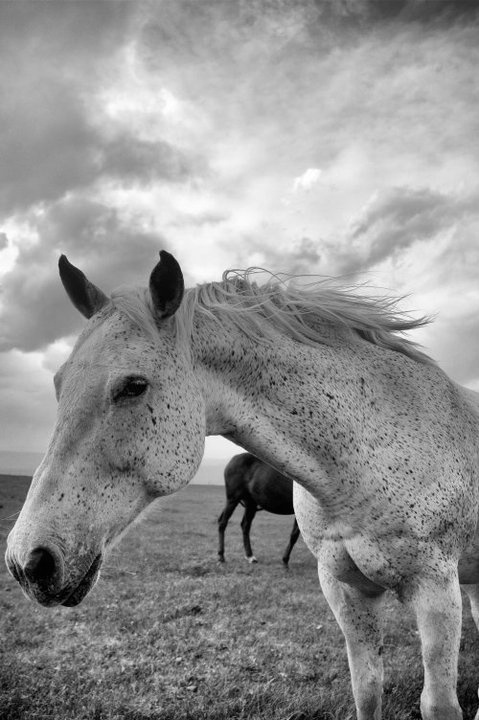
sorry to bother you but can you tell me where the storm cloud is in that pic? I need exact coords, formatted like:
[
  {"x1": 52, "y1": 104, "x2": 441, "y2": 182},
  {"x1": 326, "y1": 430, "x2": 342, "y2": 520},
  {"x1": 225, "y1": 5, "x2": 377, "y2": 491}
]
[
  {"x1": 0, "y1": 196, "x2": 172, "y2": 351},
  {"x1": 1, "y1": 0, "x2": 479, "y2": 457}
]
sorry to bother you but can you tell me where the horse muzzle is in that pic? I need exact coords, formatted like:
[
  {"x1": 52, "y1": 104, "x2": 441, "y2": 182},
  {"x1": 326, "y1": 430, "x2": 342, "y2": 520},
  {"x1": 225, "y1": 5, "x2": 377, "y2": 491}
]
[{"x1": 5, "y1": 543, "x2": 103, "y2": 607}]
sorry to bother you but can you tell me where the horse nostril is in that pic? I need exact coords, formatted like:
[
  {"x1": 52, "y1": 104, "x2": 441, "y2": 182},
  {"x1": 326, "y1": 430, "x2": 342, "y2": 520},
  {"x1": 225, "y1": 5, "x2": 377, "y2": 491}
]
[{"x1": 24, "y1": 547, "x2": 57, "y2": 584}]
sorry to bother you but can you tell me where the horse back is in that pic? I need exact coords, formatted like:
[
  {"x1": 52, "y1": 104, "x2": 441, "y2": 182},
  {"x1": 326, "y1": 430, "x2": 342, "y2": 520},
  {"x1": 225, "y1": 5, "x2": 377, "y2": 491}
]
[
  {"x1": 248, "y1": 459, "x2": 294, "y2": 515},
  {"x1": 224, "y1": 453, "x2": 294, "y2": 514}
]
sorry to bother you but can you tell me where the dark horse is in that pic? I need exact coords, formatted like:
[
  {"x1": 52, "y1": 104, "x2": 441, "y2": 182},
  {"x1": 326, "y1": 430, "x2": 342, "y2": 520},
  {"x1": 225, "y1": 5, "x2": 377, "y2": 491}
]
[{"x1": 217, "y1": 453, "x2": 300, "y2": 565}]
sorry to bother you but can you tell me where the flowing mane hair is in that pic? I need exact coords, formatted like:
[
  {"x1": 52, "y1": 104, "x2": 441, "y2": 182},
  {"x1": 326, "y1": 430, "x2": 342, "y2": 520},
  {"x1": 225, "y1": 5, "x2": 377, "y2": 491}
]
[{"x1": 110, "y1": 268, "x2": 434, "y2": 365}]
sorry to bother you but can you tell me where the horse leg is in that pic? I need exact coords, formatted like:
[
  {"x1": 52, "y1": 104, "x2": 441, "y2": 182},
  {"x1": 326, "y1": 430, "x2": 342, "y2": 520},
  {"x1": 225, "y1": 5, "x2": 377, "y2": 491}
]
[
  {"x1": 282, "y1": 518, "x2": 300, "y2": 566},
  {"x1": 241, "y1": 503, "x2": 257, "y2": 563},
  {"x1": 217, "y1": 500, "x2": 238, "y2": 562},
  {"x1": 460, "y1": 583, "x2": 479, "y2": 720},
  {"x1": 318, "y1": 564, "x2": 385, "y2": 720},
  {"x1": 407, "y1": 573, "x2": 463, "y2": 720},
  {"x1": 463, "y1": 582, "x2": 479, "y2": 630}
]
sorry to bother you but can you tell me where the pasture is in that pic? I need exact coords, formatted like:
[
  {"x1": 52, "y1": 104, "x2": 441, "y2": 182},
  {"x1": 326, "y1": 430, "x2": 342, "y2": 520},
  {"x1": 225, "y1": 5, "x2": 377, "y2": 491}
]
[{"x1": 1, "y1": 474, "x2": 479, "y2": 720}]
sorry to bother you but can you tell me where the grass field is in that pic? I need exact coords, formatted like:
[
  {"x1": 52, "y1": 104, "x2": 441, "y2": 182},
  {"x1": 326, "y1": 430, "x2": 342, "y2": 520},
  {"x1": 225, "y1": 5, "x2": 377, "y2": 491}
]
[{"x1": 1, "y1": 475, "x2": 479, "y2": 720}]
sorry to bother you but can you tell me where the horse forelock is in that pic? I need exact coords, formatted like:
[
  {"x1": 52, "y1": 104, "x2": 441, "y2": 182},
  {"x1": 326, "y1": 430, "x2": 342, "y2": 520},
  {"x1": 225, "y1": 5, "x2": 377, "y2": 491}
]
[
  {"x1": 110, "y1": 286, "x2": 159, "y2": 341},
  {"x1": 85, "y1": 271, "x2": 434, "y2": 366}
]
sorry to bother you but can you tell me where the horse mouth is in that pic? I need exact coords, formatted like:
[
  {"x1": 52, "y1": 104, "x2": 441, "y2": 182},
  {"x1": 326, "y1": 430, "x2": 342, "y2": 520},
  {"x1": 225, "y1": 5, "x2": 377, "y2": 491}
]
[{"x1": 60, "y1": 553, "x2": 103, "y2": 607}]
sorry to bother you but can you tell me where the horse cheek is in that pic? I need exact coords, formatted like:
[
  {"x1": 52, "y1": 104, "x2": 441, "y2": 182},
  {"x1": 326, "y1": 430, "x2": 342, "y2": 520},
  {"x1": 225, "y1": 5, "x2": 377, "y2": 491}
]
[{"x1": 143, "y1": 390, "x2": 206, "y2": 497}]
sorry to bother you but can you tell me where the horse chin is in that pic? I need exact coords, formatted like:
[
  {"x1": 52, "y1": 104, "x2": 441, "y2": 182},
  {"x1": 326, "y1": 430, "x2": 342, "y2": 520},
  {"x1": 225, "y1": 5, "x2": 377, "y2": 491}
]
[{"x1": 60, "y1": 553, "x2": 103, "y2": 607}]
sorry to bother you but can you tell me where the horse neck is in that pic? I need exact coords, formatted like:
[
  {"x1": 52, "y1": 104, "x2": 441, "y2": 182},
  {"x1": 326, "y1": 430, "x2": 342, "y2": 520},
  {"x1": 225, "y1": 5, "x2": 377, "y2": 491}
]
[{"x1": 189, "y1": 313, "x2": 375, "y2": 503}]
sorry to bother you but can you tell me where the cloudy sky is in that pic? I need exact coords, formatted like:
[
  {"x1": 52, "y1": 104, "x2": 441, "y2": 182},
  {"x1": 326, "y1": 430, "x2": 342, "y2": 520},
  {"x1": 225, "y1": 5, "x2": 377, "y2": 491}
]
[{"x1": 1, "y1": 0, "x2": 478, "y2": 465}]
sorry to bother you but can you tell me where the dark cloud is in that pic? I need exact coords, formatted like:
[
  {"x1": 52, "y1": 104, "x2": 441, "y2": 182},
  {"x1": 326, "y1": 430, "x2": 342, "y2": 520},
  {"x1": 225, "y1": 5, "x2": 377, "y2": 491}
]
[
  {"x1": 0, "y1": 76, "x2": 202, "y2": 213},
  {"x1": 1, "y1": 85, "x2": 99, "y2": 214},
  {"x1": 101, "y1": 135, "x2": 205, "y2": 184},
  {"x1": 169, "y1": 210, "x2": 230, "y2": 228},
  {"x1": 329, "y1": 187, "x2": 479, "y2": 276},
  {"x1": 390, "y1": 0, "x2": 479, "y2": 24},
  {"x1": 1, "y1": 1, "x2": 477, "y2": 219},
  {"x1": 0, "y1": 197, "x2": 169, "y2": 351},
  {"x1": 140, "y1": 0, "x2": 479, "y2": 85},
  {"x1": 0, "y1": 2, "x2": 133, "y2": 62},
  {"x1": 282, "y1": 237, "x2": 322, "y2": 274},
  {"x1": 0, "y1": 3, "x2": 205, "y2": 216},
  {"x1": 229, "y1": 236, "x2": 322, "y2": 276},
  {"x1": 0, "y1": 233, "x2": 8, "y2": 251},
  {"x1": 227, "y1": 184, "x2": 479, "y2": 289},
  {"x1": 0, "y1": 87, "x2": 202, "y2": 215},
  {"x1": 138, "y1": 0, "x2": 479, "y2": 193},
  {"x1": 315, "y1": 0, "x2": 479, "y2": 25},
  {"x1": 139, "y1": 1, "x2": 328, "y2": 122}
]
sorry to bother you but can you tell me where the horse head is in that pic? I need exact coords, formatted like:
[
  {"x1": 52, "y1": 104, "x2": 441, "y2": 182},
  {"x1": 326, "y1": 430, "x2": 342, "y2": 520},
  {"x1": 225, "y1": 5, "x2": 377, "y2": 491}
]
[{"x1": 5, "y1": 251, "x2": 206, "y2": 606}]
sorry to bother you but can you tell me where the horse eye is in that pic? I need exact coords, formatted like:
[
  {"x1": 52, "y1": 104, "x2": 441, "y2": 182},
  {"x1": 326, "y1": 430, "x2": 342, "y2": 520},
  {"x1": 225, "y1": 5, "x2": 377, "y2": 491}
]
[{"x1": 113, "y1": 377, "x2": 149, "y2": 402}]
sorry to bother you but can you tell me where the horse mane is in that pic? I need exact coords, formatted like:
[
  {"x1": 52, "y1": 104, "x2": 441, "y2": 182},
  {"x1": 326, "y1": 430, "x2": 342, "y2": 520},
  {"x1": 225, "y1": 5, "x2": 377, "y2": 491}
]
[{"x1": 110, "y1": 268, "x2": 434, "y2": 365}]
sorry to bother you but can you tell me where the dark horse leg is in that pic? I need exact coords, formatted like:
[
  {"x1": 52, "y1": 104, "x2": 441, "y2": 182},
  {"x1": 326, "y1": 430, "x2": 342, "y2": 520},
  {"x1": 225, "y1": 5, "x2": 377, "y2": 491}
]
[
  {"x1": 217, "y1": 499, "x2": 239, "y2": 562},
  {"x1": 241, "y1": 502, "x2": 258, "y2": 563},
  {"x1": 282, "y1": 518, "x2": 300, "y2": 566}
]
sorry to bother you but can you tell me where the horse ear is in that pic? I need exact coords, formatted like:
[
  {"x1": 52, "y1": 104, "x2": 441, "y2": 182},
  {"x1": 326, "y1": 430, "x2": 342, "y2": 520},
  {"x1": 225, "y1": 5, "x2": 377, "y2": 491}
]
[
  {"x1": 58, "y1": 255, "x2": 109, "y2": 319},
  {"x1": 149, "y1": 250, "x2": 184, "y2": 319}
]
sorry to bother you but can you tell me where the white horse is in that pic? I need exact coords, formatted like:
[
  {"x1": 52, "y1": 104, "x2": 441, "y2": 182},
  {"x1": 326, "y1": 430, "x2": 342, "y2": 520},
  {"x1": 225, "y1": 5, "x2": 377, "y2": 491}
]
[{"x1": 6, "y1": 250, "x2": 479, "y2": 720}]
